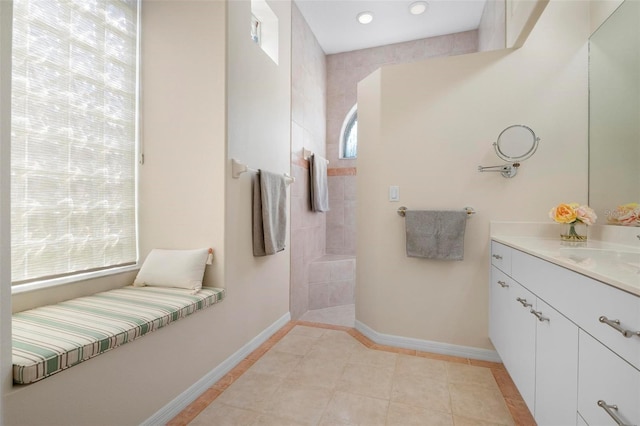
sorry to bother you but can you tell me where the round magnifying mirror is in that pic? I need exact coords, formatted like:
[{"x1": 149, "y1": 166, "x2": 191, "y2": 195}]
[{"x1": 493, "y1": 125, "x2": 540, "y2": 162}]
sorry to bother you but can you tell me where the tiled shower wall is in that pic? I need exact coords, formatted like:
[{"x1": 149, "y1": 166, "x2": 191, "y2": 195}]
[
  {"x1": 325, "y1": 30, "x2": 480, "y2": 255},
  {"x1": 290, "y1": 4, "x2": 327, "y2": 319}
]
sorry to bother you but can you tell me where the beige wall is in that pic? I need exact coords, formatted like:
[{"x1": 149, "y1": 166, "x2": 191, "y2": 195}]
[
  {"x1": 479, "y1": 0, "x2": 506, "y2": 51},
  {"x1": 0, "y1": 1, "x2": 12, "y2": 421},
  {"x1": 590, "y1": 0, "x2": 624, "y2": 34},
  {"x1": 326, "y1": 31, "x2": 479, "y2": 169},
  {"x1": 139, "y1": 1, "x2": 226, "y2": 288},
  {"x1": 506, "y1": 0, "x2": 549, "y2": 47},
  {"x1": 325, "y1": 31, "x2": 479, "y2": 256},
  {"x1": 225, "y1": 0, "x2": 292, "y2": 337},
  {"x1": 5, "y1": 0, "x2": 294, "y2": 423},
  {"x1": 356, "y1": 0, "x2": 590, "y2": 350}
]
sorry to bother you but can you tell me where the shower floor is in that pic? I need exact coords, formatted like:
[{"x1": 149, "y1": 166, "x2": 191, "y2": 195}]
[{"x1": 299, "y1": 303, "x2": 354, "y2": 327}]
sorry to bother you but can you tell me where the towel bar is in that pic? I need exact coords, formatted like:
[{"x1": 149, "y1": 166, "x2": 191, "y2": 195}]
[
  {"x1": 397, "y1": 206, "x2": 475, "y2": 218},
  {"x1": 302, "y1": 148, "x2": 329, "y2": 164},
  {"x1": 231, "y1": 158, "x2": 295, "y2": 184}
]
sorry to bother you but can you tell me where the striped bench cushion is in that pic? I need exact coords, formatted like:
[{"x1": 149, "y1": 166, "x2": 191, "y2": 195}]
[{"x1": 12, "y1": 286, "x2": 226, "y2": 385}]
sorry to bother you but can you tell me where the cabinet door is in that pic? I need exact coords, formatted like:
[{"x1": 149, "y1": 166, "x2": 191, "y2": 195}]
[
  {"x1": 489, "y1": 266, "x2": 512, "y2": 358},
  {"x1": 501, "y1": 280, "x2": 537, "y2": 414},
  {"x1": 534, "y1": 298, "x2": 579, "y2": 426},
  {"x1": 578, "y1": 331, "x2": 640, "y2": 426}
]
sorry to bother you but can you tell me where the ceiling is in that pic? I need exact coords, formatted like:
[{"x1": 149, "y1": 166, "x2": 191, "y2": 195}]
[{"x1": 294, "y1": 0, "x2": 488, "y2": 55}]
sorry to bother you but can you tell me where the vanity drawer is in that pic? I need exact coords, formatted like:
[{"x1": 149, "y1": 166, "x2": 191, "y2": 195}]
[
  {"x1": 512, "y1": 249, "x2": 640, "y2": 371},
  {"x1": 578, "y1": 331, "x2": 640, "y2": 426},
  {"x1": 491, "y1": 241, "x2": 512, "y2": 275}
]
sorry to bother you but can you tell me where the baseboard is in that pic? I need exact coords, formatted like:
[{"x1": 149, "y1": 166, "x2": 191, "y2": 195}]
[
  {"x1": 142, "y1": 312, "x2": 291, "y2": 425},
  {"x1": 355, "y1": 320, "x2": 501, "y2": 363}
]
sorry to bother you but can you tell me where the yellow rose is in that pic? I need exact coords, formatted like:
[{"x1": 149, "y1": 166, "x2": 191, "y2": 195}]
[{"x1": 549, "y1": 203, "x2": 577, "y2": 224}]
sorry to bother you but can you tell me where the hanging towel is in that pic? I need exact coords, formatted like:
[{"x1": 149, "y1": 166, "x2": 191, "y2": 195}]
[
  {"x1": 252, "y1": 170, "x2": 287, "y2": 256},
  {"x1": 405, "y1": 210, "x2": 467, "y2": 260},
  {"x1": 309, "y1": 154, "x2": 329, "y2": 212}
]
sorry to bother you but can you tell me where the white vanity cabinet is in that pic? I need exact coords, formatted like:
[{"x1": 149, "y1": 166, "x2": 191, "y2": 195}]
[
  {"x1": 578, "y1": 330, "x2": 640, "y2": 426},
  {"x1": 490, "y1": 266, "x2": 536, "y2": 412},
  {"x1": 534, "y1": 298, "x2": 579, "y2": 426},
  {"x1": 489, "y1": 240, "x2": 639, "y2": 426}
]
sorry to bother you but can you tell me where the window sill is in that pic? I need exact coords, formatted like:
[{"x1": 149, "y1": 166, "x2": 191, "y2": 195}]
[{"x1": 11, "y1": 265, "x2": 140, "y2": 295}]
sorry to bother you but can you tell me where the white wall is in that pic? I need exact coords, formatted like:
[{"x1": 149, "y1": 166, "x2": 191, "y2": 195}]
[{"x1": 356, "y1": 0, "x2": 590, "y2": 351}]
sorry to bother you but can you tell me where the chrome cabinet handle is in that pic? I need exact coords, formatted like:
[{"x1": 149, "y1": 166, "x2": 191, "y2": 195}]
[
  {"x1": 497, "y1": 280, "x2": 509, "y2": 288},
  {"x1": 598, "y1": 400, "x2": 631, "y2": 426},
  {"x1": 599, "y1": 316, "x2": 640, "y2": 339},
  {"x1": 530, "y1": 309, "x2": 549, "y2": 322},
  {"x1": 492, "y1": 254, "x2": 503, "y2": 260},
  {"x1": 516, "y1": 297, "x2": 532, "y2": 308}
]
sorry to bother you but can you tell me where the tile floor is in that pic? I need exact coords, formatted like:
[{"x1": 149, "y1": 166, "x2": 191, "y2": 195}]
[
  {"x1": 169, "y1": 321, "x2": 535, "y2": 426},
  {"x1": 299, "y1": 304, "x2": 355, "y2": 327}
]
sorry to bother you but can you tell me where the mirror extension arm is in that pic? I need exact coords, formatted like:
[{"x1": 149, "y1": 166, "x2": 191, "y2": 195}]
[{"x1": 477, "y1": 163, "x2": 520, "y2": 178}]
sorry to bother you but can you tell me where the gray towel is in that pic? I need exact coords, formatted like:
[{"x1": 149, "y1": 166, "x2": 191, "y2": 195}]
[
  {"x1": 309, "y1": 154, "x2": 329, "y2": 212},
  {"x1": 252, "y1": 170, "x2": 287, "y2": 256},
  {"x1": 405, "y1": 210, "x2": 467, "y2": 260}
]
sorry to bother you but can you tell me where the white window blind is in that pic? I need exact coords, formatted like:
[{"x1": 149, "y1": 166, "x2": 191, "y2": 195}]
[{"x1": 11, "y1": 0, "x2": 139, "y2": 284}]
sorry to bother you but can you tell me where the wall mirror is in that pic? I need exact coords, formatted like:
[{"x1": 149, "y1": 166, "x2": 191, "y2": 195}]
[
  {"x1": 494, "y1": 124, "x2": 540, "y2": 162},
  {"x1": 478, "y1": 124, "x2": 540, "y2": 178},
  {"x1": 589, "y1": 0, "x2": 640, "y2": 226}
]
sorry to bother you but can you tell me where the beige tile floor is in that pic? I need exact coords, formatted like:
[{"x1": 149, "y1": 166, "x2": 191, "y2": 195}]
[
  {"x1": 170, "y1": 322, "x2": 534, "y2": 426},
  {"x1": 298, "y1": 304, "x2": 355, "y2": 327}
]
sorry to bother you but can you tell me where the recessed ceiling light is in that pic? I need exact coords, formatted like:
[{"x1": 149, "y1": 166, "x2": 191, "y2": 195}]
[
  {"x1": 357, "y1": 11, "x2": 374, "y2": 25},
  {"x1": 409, "y1": 1, "x2": 428, "y2": 15}
]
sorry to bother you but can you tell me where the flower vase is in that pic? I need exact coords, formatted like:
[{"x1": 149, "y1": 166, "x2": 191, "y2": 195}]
[{"x1": 560, "y1": 222, "x2": 587, "y2": 242}]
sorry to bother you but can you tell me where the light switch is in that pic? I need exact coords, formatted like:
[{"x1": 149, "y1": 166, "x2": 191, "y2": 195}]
[{"x1": 389, "y1": 186, "x2": 400, "y2": 202}]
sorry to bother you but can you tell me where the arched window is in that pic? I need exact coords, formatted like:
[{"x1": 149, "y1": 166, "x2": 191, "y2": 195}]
[{"x1": 339, "y1": 104, "x2": 357, "y2": 159}]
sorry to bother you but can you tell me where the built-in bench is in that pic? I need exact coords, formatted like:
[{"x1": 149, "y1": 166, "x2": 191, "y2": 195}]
[{"x1": 12, "y1": 285, "x2": 225, "y2": 385}]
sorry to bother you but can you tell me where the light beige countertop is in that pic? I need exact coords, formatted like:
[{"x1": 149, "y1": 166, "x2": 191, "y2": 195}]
[{"x1": 491, "y1": 235, "x2": 640, "y2": 297}]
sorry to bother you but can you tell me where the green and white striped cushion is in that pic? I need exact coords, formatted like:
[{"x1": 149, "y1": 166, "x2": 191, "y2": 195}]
[{"x1": 12, "y1": 286, "x2": 225, "y2": 385}]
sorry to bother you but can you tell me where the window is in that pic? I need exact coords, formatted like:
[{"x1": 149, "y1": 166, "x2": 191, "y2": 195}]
[
  {"x1": 340, "y1": 104, "x2": 357, "y2": 159},
  {"x1": 250, "y1": 0, "x2": 278, "y2": 64},
  {"x1": 11, "y1": 0, "x2": 139, "y2": 284}
]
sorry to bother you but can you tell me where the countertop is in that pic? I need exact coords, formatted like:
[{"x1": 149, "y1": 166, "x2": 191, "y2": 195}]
[{"x1": 491, "y1": 235, "x2": 640, "y2": 297}]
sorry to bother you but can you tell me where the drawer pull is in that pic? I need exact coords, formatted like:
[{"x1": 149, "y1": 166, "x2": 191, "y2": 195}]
[
  {"x1": 492, "y1": 254, "x2": 503, "y2": 260},
  {"x1": 516, "y1": 297, "x2": 532, "y2": 308},
  {"x1": 597, "y1": 400, "x2": 631, "y2": 426},
  {"x1": 530, "y1": 309, "x2": 549, "y2": 322},
  {"x1": 497, "y1": 280, "x2": 509, "y2": 288},
  {"x1": 599, "y1": 316, "x2": 640, "y2": 339}
]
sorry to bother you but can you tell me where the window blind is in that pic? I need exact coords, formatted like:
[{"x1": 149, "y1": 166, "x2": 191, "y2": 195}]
[{"x1": 11, "y1": 0, "x2": 139, "y2": 283}]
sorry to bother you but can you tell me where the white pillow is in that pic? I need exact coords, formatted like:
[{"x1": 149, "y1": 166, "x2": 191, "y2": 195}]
[{"x1": 133, "y1": 248, "x2": 209, "y2": 292}]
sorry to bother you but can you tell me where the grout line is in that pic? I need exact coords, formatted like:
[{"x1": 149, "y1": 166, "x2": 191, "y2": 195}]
[{"x1": 169, "y1": 320, "x2": 530, "y2": 426}]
